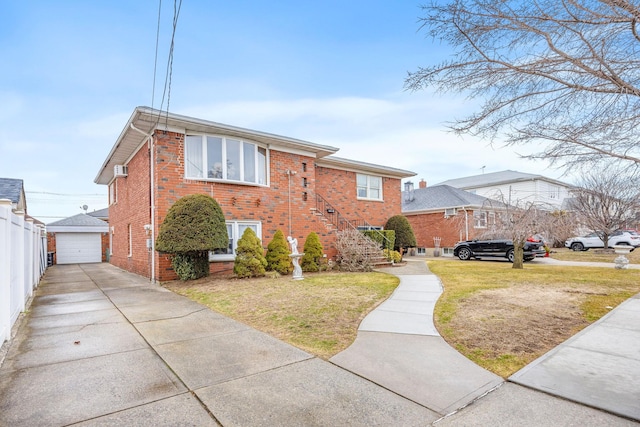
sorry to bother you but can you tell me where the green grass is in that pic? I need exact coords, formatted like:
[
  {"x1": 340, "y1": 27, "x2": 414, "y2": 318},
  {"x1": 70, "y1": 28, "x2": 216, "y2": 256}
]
[
  {"x1": 165, "y1": 271, "x2": 399, "y2": 359},
  {"x1": 429, "y1": 259, "x2": 640, "y2": 377}
]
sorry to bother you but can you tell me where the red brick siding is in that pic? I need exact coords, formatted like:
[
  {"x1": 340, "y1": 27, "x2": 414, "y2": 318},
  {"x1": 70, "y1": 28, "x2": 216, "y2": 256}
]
[
  {"x1": 108, "y1": 130, "x2": 405, "y2": 282},
  {"x1": 406, "y1": 210, "x2": 485, "y2": 248},
  {"x1": 315, "y1": 166, "x2": 402, "y2": 227},
  {"x1": 46, "y1": 232, "x2": 56, "y2": 265},
  {"x1": 107, "y1": 142, "x2": 152, "y2": 278}
]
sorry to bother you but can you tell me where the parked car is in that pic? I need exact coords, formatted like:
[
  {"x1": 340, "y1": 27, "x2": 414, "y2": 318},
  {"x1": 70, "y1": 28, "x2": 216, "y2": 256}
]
[
  {"x1": 453, "y1": 239, "x2": 546, "y2": 262},
  {"x1": 564, "y1": 230, "x2": 640, "y2": 251}
]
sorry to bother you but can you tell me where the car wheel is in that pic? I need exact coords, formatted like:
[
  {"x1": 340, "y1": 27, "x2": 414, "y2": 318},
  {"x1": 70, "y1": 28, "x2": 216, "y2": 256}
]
[
  {"x1": 507, "y1": 249, "x2": 515, "y2": 263},
  {"x1": 457, "y1": 247, "x2": 472, "y2": 261},
  {"x1": 570, "y1": 242, "x2": 584, "y2": 251}
]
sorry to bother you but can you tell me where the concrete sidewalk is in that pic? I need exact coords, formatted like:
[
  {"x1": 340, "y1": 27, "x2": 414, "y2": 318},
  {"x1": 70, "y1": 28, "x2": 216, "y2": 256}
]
[
  {"x1": 0, "y1": 263, "x2": 436, "y2": 426},
  {"x1": 1, "y1": 260, "x2": 639, "y2": 426}
]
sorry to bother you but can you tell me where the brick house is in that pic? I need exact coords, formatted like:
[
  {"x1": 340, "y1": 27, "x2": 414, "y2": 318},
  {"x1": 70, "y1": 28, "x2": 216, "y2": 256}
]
[
  {"x1": 402, "y1": 180, "x2": 502, "y2": 254},
  {"x1": 95, "y1": 107, "x2": 415, "y2": 282}
]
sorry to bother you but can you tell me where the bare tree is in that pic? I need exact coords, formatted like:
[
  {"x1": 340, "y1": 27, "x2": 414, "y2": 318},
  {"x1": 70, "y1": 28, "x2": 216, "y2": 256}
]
[
  {"x1": 479, "y1": 199, "x2": 547, "y2": 269},
  {"x1": 570, "y1": 169, "x2": 640, "y2": 247},
  {"x1": 407, "y1": 0, "x2": 640, "y2": 170}
]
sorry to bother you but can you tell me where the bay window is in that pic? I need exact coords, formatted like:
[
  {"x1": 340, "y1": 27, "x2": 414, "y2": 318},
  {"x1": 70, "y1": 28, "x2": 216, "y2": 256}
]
[{"x1": 185, "y1": 135, "x2": 267, "y2": 185}]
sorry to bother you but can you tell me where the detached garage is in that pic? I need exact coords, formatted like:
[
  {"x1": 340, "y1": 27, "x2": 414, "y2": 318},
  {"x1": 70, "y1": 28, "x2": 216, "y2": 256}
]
[{"x1": 47, "y1": 214, "x2": 109, "y2": 264}]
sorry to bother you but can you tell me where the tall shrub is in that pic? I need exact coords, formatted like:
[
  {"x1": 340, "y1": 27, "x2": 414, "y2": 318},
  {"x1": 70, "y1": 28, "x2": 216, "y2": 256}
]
[
  {"x1": 384, "y1": 215, "x2": 417, "y2": 255},
  {"x1": 233, "y1": 227, "x2": 267, "y2": 278},
  {"x1": 266, "y1": 230, "x2": 292, "y2": 275},
  {"x1": 301, "y1": 232, "x2": 323, "y2": 272},
  {"x1": 155, "y1": 194, "x2": 228, "y2": 280}
]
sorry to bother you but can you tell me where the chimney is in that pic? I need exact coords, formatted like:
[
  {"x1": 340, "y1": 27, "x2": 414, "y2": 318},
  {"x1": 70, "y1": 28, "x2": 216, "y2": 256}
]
[
  {"x1": 404, "y1": 181, "x2": 415, "y2": 202},
  {"x1": 419, "y1": 179, "x2": 427, "y2": 189}
]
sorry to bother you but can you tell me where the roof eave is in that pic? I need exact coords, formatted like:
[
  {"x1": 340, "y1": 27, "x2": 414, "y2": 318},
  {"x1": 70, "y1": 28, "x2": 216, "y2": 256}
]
[{"x1": 95, "y1": 107, "x2": 341, "y2": 185}]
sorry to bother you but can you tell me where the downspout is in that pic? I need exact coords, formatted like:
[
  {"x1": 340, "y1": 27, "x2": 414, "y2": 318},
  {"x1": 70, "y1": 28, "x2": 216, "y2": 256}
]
[
  {"x1": 461, "y1": 206, "x2": 469, "y2": 240},
  {"x1": 130, "y1": 123, "x2": 156, "y2": 283}
]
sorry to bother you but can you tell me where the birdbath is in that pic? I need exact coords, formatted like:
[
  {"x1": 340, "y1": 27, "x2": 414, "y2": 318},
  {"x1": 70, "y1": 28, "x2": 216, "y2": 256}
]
[
  {"x1": 613, "y1": 245, "x2": 633, "y2": 269},
  {"x1": 287, "y1": 236, "x2": 304, "y2": 280}
]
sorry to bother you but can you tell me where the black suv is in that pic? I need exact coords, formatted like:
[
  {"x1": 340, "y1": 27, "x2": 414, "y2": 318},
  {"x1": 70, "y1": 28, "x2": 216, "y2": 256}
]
[{"x1": 453, "y1": 239, "x2": 545, "y2": 262}]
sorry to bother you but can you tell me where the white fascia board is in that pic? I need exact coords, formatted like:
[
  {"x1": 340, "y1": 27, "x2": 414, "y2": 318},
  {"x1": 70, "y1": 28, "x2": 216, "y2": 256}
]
[
  {"x1": 47, "y1": 226, "x2": 109, "y2": 233},
  {"x1": 317, "y1": 156, "x2": 416, "y2": 179},
  {"x1": 268, "y1": 143, "x2": 318, "y2": 158}
]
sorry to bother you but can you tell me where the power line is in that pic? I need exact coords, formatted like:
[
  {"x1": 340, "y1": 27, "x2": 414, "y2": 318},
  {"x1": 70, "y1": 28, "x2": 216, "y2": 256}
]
[
  {"x1": 151, "y1": 0, "x2": 162, "y2": 110},
  {"x1": 26, "y1": 191, "x2": 104, "y2": 196}
]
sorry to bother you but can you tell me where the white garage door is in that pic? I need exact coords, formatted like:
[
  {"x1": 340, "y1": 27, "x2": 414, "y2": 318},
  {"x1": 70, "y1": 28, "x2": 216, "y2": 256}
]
[{"x1": 56, "y1": 233, "x2": 102, "y2": 264}]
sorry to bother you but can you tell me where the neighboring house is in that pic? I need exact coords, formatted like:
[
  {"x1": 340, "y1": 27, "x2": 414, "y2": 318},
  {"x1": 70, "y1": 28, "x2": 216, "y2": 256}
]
[
  {"x1": 94, "y1": 107, "x2": 415, "y2": 282},
  {"x1": 0, "y1": 177, "x2": 27, "y2": 213},
  {"x1": 87, "y1": 207, "x2": 109, "y2": 222},
  {"x1": 402, "y1": 180, "x2": 503, "y2": 252},
  {"x1": 436, "y1": 170, "x2": 572, "y2": 210},
  {"x1": 47, "y1": 214, "x2": 109, "y2": 265}
]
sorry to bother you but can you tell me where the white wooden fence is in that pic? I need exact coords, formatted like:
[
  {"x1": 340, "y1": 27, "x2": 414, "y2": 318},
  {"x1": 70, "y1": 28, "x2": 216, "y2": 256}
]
[{"x1": 0, "y1": 199, "x2": 47, "y2": 345}]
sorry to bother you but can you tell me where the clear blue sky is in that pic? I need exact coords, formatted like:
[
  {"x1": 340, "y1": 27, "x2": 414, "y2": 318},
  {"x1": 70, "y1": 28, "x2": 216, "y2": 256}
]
[{"x1": 0, "y1": 1, "x2": 563, "y2": 221}]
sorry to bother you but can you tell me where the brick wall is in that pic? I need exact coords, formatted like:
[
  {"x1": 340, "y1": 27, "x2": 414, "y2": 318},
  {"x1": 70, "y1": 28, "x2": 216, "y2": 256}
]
[
  {"x1": 108, "y1": 130, "x2": 406, "y2": 282},
  {"x1": 107, "y1": 141, "x2": 152, "y2": 278},
  {"x1": 315, "y1": 166, "x2": 402, "y2": 227},
  {"x1": 406, "y1": 210, "x2": 483, "y2": 248}
]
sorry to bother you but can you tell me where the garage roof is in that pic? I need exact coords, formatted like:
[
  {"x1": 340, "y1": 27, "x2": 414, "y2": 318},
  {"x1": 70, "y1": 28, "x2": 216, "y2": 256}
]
[{"x1": 47, "y1": 214, "x2": 109, "y2": 233}]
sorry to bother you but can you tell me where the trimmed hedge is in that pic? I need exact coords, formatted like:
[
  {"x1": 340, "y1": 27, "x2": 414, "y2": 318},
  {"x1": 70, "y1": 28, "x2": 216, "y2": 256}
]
[
  {"x1": 266, "y1": 230, "x2": 292, "y2": 275},
  {"x1": 363, "y1": 230, "x2": 395, "y2": 251},
  {"x1": 234, "y1": 227, "x2": 267, "y2": 278},
  {"x1": 301, "y1": 232, "x2": 324, "y2": 272}
]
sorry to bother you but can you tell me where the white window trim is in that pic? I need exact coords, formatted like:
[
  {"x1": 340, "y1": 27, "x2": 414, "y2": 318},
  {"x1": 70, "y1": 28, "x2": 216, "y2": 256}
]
[
  {"x1": 185, "y1": 134, "x2": 269, "y2": 186},
  {"x1": 127, "y1": 224, "x2": 132, "y2": 257},
  {"x1": 209, "y1": 220, "x2": 262, "y2": 262},
  {"x1": 356, "y1": 174, "x2": 383, "y2": 201},
  {"x1": 109, "y1": 181, "x2": 117, "y2": 205},
  {"x1": 474, "y1": 211, "x2": 488, "y2": 229}
]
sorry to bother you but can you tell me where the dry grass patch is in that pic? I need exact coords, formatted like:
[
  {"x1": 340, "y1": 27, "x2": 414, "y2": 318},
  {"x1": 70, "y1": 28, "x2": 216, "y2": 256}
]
[
  {"x1": 163, "y1": 271, "x2": 398, "y2": 359},
  {"x1": 429, "y1": 259, "x2": 640, "y2": 377}
]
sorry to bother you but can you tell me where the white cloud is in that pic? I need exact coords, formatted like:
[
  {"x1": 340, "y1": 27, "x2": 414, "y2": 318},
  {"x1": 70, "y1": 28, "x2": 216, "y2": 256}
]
[{"x1": 180, "y1": 95, "x2": 566, "y2": 185}]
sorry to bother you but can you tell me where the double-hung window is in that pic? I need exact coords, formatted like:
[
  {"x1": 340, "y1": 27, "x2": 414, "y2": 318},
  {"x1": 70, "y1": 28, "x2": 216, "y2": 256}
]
[
  {"x1": 474, "y1": 211, "x2": 488, "y2": 228},
  {"x1": 209, "y1": 221, "x2": 262, "y2": 261},
  {"x1": 356, "y1": 174, "x2": 382, "y2": 200},
  {"x1": 185, "y1": 135, "x2": 267, "y2": 185}
]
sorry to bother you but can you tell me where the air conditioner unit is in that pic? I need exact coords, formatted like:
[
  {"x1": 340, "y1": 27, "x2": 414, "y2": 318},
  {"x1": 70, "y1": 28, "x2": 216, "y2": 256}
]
[
  {"x1": 114, "y1": 165, "x2": 128, "y2": 177},
  {"x1": 444, "y1": 208, "x2": 457, "y2": 217}
]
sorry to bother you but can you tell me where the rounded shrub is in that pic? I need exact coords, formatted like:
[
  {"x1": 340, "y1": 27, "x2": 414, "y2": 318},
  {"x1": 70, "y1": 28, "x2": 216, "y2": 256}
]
[
  {"x1": 155, "y1": 194, "x2": 228, "y2": 280},
  {"x1": 301, "y1": 232, "x2": 324, "y2": 272},
  {"x1": 266, "y1": 230, "x2": 292, "y2": 275},
  {"x1": 233, "y1": 227, "x2": 267, "y2": 278}
]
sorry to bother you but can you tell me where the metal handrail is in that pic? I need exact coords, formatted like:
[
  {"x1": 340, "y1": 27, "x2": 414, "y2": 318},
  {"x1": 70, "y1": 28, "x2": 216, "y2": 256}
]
[{"x1": 314, "y1": 193, "x2": 393, "y2": 249}]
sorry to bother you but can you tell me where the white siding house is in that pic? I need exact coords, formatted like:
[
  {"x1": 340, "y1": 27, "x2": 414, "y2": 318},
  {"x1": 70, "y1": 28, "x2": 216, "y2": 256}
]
[{"x1": 436, "y1": 170, "x2": 572, "y2": 210}]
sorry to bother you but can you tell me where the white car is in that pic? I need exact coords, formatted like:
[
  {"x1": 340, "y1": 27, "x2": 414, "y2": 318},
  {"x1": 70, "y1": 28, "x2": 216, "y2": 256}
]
[{"x1": 565, "y1": 230, "x2": 640, "y2": 251}]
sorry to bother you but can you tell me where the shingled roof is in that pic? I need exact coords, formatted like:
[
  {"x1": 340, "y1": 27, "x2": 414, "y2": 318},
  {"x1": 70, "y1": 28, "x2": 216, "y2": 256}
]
[
  {"x1": 0, "y1": 178, "x2": 24, "y2": 203},
  {"x1": 47, "y1": 214, "x2": 109, "y2": 232},
  {"x1": 0, "y1": 177, "x2": 26, "y2": 212},
  {"x1": 402, "y1": 185, "x2": 503, "y2": 213}
]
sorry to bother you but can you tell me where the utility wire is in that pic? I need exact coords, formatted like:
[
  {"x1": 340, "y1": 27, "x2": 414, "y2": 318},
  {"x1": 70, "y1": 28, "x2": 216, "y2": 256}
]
[
  {"x1": 151, "y1": 0, "x2": 162, "y2": 110},
  {"x1": 156, "y1": 0, "x2": 183, "y2": 129}
]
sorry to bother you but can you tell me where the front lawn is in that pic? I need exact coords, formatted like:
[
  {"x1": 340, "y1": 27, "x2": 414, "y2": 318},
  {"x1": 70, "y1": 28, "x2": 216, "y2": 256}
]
[
  {"x1": 550, "y1": 246, "x2": 640, "y2": 263},
  {"x1": 429, "y1": 259, "x2": 640, "y2": 377},
  {"x1": 163, "y1": 271, "x2": 398, "y2": 359}
]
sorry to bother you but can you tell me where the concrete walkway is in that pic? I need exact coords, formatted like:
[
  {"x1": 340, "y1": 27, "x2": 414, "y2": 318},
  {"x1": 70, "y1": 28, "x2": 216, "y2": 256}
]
[
  {"x1": 1, "y1": 259, "x2": 639, "y2": 426},
  {"x1": 0, "y1": 263, "x2": 435, "y2": 426}
]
